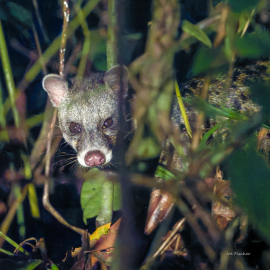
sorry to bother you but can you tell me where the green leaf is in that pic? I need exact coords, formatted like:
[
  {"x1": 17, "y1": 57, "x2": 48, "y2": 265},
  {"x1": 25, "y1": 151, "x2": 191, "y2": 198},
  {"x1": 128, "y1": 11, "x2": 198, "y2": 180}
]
[
  {"x1": 17, "y1": 259, "x2": 43, "y2": 270},
  {"x1": 228, "y1": 0, "x2": 259, "y2": 13},
  {"x1": 14, "y1": 184, "x2": 25, "y2": 238},
  {"x1": 235, "y1": 30, "x2": 270, "y2": 59},
  {"x1": 182, "y1": 20, "x2": 212, "y2": 48},
  {"x1": 250, "y1": 82, "x2": 270, "y2": 125},
  {"x1": 175, "y1": 80, "x2": 192, "y2": 138},
  {"x1": 155, "y1": 165, "x2": 176, "y2": 181},
  {"x1": 0, "y1": 231, "x2": 28, "y2": 254},
  {"x1": 81, "y1": 179, "x2": 104, "y2": 222},
  {"x1": 25, "y1": 113, "x2": 44, "y2": 129},
  {"x1": 199, "y1": 117, "x2": 261, "y2": 178},
  {"x1": 192, "y1": 47, "x2": 228, "y2": 75},
  {"x1": 0, "y1": 130, "x2": 9, "y2": 141},
  {"x1": 123, "y1": 33, "x2": 142, "y2": 41},
  {"x1": 0, "y1": 248, "x2": 14, "y2": 256},
  {"x1": 199, "y1": 120, "x2": 230, "y2": 149},
  {"x1": 21, "y1": 154, "x2": 32, "y2": 180},
  {"x1": 6, "y1": 2, "x2": 33, "y2": 27},
  {"x1": 225, "y1": 137, "x2": 270, "y2": 243},
  {"x1": 187, "y1": 97, "x2": 248, "y2": 120},
  {"x1": 0, "y1": 20, "x2": 20, "y2": 128},
  {"x1": 27, "y1": 184, "x2": 40, "y2": 219},
  {"x1": 80, "y1": 178, "x2": 122, "y2": 223},
  {"x1": 262, "y1": 124, "x2": 270, "y2": 130},
  {"x1": 51, "y1": 264, "x2": 59, "y2": 270},
  {"x1": 92, "y1": 53, "x2": 107, "y2": 71}
]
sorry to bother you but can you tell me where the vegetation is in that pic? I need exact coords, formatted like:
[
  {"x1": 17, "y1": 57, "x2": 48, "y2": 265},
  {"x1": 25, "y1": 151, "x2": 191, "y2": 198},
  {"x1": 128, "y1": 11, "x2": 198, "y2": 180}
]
[{"x1": 1, "y1": 0, "x2": 270, "y2": 269}]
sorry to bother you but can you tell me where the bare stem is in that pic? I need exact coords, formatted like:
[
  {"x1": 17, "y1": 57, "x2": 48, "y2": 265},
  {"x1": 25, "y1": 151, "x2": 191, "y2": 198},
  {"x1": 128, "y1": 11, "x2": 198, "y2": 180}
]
[
  {"x1": 42, "y1": 0, "x2": 86, "y2": 236},
  {"x1": 107, "y1": 0, "x2": 118, "y2": 68},
  {"x1": 153, "y1": 218, "x2": 185, "y2": 258},
  {"x1": 59, "y1": 0, "x2": 70, "y2": 76},
  {"x1": 0, "y1": 186, "x2": 28, "y2": 249},
  {"x1": 32, "y1": 24, "x2": 47, "y2": 75},
  {"x1": 32, "y1": 0, "x2": 50, "y2": 43}
]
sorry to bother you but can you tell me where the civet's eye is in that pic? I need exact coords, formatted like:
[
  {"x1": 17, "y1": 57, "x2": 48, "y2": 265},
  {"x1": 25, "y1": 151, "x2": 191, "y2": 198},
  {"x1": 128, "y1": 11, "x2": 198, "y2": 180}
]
[
  {"x1": 69, "y1": 122, "x2": 81, "y2": 134},
  {"x1": 102, "y1": 118, "x2": 113, "y2": 129}
]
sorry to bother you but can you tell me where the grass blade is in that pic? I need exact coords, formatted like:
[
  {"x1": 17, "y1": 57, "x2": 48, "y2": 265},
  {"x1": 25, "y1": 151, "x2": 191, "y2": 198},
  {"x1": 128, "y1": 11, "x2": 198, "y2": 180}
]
[
  {"x1": 175, "y1": 80, "x2": 192, "y2": 139},
  {"x1": 0, "y1": 231, "x2": 28, "y2": 255},
  {"x1": 0, "y1": 20, "x2": 20, "y2": 127}
]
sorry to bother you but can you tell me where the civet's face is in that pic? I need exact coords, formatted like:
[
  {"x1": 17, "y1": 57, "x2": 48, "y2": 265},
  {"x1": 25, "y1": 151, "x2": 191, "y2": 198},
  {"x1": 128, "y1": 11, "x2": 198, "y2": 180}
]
[{"x1": 42, "y1": 66, "x2": 128, "y2": 168}]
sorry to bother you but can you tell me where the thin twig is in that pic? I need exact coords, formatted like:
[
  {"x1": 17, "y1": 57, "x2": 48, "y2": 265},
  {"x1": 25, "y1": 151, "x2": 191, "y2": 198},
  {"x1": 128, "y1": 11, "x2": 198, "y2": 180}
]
[
  {"x1": 175, "y1": 234, "x2": 180, "y2": 251},
  {"x1": 241, "y1": 9, "x2": 255, "y2": 38},
  {"x1": 131, "y1": 175, "x2": 216, "y2": 261},
  {"x1": 64, "y1": 42, "x2": 82, "y2": 76},
  {"x1": 84, "y1": 247, "x2": 114, "y2": 254},
  {"x1": 0, "y1": 231, "x2": 28, "y2": 255},
  {"x1": 44, "y1": 109, "x2": 58, "y2": 177},
  {"x1": 10, "y1": 39, "x2": 38, "y2": 61},
  {"x1": 0, "y1": 186, "x2": 28, "y2": 249},
  {"x1": 30, "y1": 103, "x2": 61, "y2": 170},
  {"x1": 14, "y1": 242, "x2": 36, "y2": 253},
  {"x1": 32, "y1": 0, "x2": 50, "y2": 43},
  {"x1": 42, "y1": 0, "x2": 86, "y2": 236},
  {"x1": 153, "y1": 218, "x2": 185, "y2": 258},
  {"x1": 32, "y1": 24, "x2": 47, "y2": 75},
  {"x1": 161, "y1": 233, "x2": 178, "y2": 254},
  {"x1": 59, "y1": 1, "x2": 70, "y2": 76}
]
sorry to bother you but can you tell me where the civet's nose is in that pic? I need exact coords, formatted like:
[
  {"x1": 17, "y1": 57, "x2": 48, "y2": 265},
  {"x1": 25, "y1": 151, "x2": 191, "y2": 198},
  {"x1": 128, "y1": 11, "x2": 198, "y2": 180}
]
[{"x1": 84, "y1": 151, "x2": 105, "y2": 167}]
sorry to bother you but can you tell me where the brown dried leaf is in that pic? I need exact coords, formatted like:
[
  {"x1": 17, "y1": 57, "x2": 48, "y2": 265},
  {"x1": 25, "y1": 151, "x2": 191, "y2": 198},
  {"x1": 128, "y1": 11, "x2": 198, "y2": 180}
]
[
  {"x1": 91, "y1": 218, "x2": 121, "y2": 266},
  {"x1": 212, "y1": 179, "x2": 236, "y2": 230}
]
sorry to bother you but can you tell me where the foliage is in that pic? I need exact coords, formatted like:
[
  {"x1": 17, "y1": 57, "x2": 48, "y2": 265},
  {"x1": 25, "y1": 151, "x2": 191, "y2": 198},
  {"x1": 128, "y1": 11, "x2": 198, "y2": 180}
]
[
  {"x1": 225, "y1": 136, "x2": 270, "y2": 241},
  {"x1": 80, "y1": 174, "x2": 121, "y2": 224},
  {"x1": 1, "y1": 0, "x2": 270, "y2": 269}
]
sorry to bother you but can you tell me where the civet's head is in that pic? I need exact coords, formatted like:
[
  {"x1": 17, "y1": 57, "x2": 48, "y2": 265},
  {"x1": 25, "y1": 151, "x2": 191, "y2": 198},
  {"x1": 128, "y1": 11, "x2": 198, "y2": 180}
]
[{"x1": 42, "y1": 66, "x2": 128, "y2": 168}]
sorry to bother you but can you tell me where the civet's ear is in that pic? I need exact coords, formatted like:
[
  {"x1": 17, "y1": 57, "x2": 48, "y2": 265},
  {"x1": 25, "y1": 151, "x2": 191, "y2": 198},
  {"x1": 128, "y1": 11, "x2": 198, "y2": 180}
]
[
  {"x1": 104, "y1": 65, "x2": 129, "y2": 92},
  {"x1": 42, "y1": 74, "x2": 68, "y2": 107}
]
